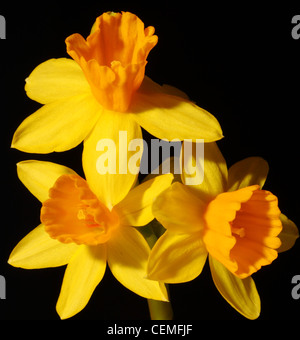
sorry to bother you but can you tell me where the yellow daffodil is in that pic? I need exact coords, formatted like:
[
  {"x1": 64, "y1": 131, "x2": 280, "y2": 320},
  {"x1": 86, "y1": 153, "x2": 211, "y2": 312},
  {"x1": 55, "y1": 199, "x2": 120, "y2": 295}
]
[
  {"x1": 11, "y1": 11, "x2": 222, "y2": 155},
  {"x1": 8, "y1": 159, "x2": 173, "y2": 319},
  {"x1": 147, "y1": 142, "x2": 299, "y2": 319}
]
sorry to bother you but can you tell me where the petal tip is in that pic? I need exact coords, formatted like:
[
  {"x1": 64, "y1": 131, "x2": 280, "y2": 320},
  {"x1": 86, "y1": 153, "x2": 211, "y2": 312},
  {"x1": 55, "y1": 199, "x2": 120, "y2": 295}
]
[
  {"x1": 161, "y1": 295, "x2": 169, "y2": 303},
  {"x1": 7, "y1": 256, "x2": 14, "y2": 267},
  {"x1": 11, "y1": 133, "x2": 18, "y2": 150},
  {"x1": 10, "y1": 131, "x2": 32, "y2": 153},
  {"x1": 7, "y1": 250, "x2": 22, "y2": 268}
]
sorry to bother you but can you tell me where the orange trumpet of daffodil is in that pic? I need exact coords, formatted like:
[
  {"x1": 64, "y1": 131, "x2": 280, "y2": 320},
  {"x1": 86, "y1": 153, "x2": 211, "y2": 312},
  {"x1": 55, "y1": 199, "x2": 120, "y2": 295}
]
[
  {"x1": 11, "y1": 11, "x2": 222, "y2": 155},
  {"x1": 8, "y1": 159, "x2": 173, "y2": 319},
  {"x1": 147, "y1": 142, "x2": 299, "y2": 319}
]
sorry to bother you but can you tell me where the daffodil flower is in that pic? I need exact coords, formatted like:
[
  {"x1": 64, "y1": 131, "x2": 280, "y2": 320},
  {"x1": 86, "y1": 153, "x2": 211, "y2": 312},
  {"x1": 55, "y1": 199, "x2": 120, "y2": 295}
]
[
  {"x1": 147, "y1": 142, "x2": 299, "y2": 319},
  {"x1": 11, "y1": 11, "x2": 223, "y2": 155},
  {"x1": 8, "y1": 159, "x2": 173, "y2": 319}
]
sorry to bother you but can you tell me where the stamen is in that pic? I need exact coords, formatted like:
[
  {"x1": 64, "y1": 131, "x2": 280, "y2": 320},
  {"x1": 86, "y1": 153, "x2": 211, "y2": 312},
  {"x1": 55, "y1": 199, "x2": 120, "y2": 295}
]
[
  {"x1": 77, "y1": 208, "x2": 100, "y2": 227},
  {"x1": 231, "y1": 226, "x2": 246, "y2": 238},
  {"x1": 77, "y1": 209, "x2": 86, "y2": 220}
]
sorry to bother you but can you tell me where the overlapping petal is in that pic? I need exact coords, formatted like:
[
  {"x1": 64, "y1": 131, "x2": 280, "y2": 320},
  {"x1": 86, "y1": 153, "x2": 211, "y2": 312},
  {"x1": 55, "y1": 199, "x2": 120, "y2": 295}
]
[
  {"x1": 25, "y1": 58, "x2": 90, "y2": 104},
  {"x1": 147, "y1": 231, "x2": 208, "y2": 283},
  {"x1": 12, "y1": 93, "x2": 102, "y2": 153},
  {"x1": 17, "y1": 160, "x2": 76, "y2": 202},
  {"x1": 115, "y1": 173, "x2": 173, "y2": 227},
  {"x1": 209, "y1": 255, "x2": 260, "y2": 320},
  {"x1": 8, "y1": 224, "x2": 78, "y2": 269},
  {"x1": 181, "y1": 142, "x2": 228, "y2": 201},
  {"x1": 107, "y1": 226, "x2": 168, "y2": 301},
  {"x1": 130, "y1": 90, "x2": 223, "y2": 142},
  {"x1": 56, "y1": 245, "x2": 106, "y2": 319},
  {"x1": 277, "y1": 214, "x2": 299, "y2": 253},
  {"x1": 82, "y1": 110, "x2": 142, "y2": 208},
  {"x1": 227, "y1": 157, "x2": 269, "y2": 191},
  {"x1": 152, "y1": 182, "x2": 206, "y2": 234}
]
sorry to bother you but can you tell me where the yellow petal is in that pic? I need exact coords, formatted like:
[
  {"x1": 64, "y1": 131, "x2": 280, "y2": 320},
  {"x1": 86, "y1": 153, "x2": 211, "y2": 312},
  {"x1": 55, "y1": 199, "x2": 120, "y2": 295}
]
[
  {"x1": 56, "y1": 244, "x2": 106, "y2": 319},
  {"x1": 12, "y1": 93, "x2": 102, "y2": 153},
  {"x1": 107, "y1": 226, "x2": 168, "y2": 301},
  {"x1": 182, "y1": 142, "x2": 228, "y2": 202},
  {"x1": 25, "y1": 58, "x2": 90, "y2": 104},
  {"x1": 277, "y1": 213, "x2": 299, "y2": 253},
  {"x1": 152, "y1": 182, "x2": 206, "y2": 233},
  {"x1": 129, "y1": 78, "x2": 223, "y2": 142},
  {"x1": 143, "y1": 156, "x2": 182, "y2": 184},
  {"x1": 209, "y1": 255, "x2": 260, "y2": 320},
  {"x1": 17, "y1": 160, "x2": 76, "y2": 202},
  {"x1": 147, "y1": 231, "x2": 208, "y2": 283},
  {"x1": 82, "y1": 110, "x2": 142, "y2": 208},
  {"x1": 160, "y1": 84, "x2": 190, "y2": 99},
  {"x1": 139, "y1": 76, "x2": 190, "y2": 99},
  {"x1": 115, "y1": 173, "x2": 173, "y2": 227},
  {"x1": 227, "y1": 157, "x2": 269, "y2": 191},
  {"x1": 8, "y1": 224, "x2": 78, "y2": 269}
]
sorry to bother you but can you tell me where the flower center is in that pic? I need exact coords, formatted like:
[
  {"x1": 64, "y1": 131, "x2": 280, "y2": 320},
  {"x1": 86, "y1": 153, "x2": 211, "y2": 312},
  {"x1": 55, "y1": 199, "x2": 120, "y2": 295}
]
[
  {"x1": 65, "y1": 11, "x2": 158, "y2": 112},
  {"x1": 40, "y1": 174, "x2": 120, "y2": 246},
  {"x1": 203, "y1": 185, "x2": 282, "y2": 278}
]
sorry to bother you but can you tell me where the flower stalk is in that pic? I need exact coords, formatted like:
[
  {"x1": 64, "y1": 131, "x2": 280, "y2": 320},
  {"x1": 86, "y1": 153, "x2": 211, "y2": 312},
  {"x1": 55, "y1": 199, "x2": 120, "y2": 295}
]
[
  {"x1": 147, "y1": 298, "x2": 173, "y2": 320},
  {"x1": 138, "y1": 223, "x2": 173, "y2": 320}
]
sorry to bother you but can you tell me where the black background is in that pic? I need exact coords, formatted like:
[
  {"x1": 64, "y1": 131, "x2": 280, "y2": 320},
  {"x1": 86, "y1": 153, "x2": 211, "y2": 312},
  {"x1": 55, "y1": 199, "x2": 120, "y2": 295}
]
[{"x1": 1, "y1": 1, "x2": 300, "y2": 320}]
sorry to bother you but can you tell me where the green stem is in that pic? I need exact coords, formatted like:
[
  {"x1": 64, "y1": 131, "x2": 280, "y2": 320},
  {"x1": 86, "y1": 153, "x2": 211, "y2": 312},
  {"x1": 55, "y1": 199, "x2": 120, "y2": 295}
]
[
  {"x1": 147, "y1": 298, "x2": 173, "y2": 320},
  {"x1": 138, "y1": 222, "x2": 174, "y2": 320}
]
